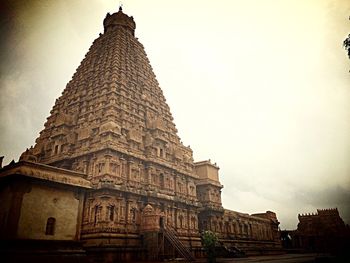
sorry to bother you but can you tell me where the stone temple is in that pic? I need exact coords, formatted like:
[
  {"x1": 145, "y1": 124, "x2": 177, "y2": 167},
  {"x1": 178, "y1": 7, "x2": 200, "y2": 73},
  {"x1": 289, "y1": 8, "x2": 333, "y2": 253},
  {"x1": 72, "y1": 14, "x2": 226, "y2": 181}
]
[{"x1": 0, "y1": 7, "x2": 282, "y2": 262}]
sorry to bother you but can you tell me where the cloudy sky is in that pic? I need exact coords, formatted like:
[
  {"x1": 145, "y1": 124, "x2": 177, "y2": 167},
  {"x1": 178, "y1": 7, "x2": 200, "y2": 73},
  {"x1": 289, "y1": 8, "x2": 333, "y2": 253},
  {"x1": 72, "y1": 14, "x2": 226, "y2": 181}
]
[{"x1": 1, "y1": 0, "x2": 350, "y2": 229}]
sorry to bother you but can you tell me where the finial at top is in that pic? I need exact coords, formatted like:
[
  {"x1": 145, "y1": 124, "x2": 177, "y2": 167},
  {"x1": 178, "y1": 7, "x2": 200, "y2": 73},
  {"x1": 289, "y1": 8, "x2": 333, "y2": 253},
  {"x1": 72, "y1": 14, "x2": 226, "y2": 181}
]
[{"x1": 103, "y1": 1, "x2": 136, "y2": 35}]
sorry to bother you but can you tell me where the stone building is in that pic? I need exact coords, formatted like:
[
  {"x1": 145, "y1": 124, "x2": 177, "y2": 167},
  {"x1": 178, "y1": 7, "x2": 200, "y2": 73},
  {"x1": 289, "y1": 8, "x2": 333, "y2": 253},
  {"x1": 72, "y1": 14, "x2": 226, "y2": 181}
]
[
  {"x1": 282, "y1": 208, "x2": 350, "y2": 254},
  {"x1": 0, "y1": 7, "x2": 282, "y2": 262}
]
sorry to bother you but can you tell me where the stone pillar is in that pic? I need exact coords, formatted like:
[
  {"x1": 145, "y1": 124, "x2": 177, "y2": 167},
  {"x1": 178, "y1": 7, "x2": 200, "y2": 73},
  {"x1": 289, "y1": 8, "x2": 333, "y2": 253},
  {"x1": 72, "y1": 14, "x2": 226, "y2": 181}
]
[
  {"x1": 105, "y1": 154, "x2": 111, "y2": 174},
  {"x1": 140, "y1": 204, "x2": 160, "y2": 261},
  {"x1": 127, "y1": 160, "x2": 133, "y2": 182},
  {"x1": 89, "y1": 157, "x2": 97, "y2": 179},
  {"x1": 74, "y1": 190, "x2": 85, "y2": 240},
  {"x1": 174, "y1": 206, "x2": 178, "y2": 230},
  {"x1": 187, "y1": 209, "x2": 190, "y2": 234},
  {"x1": 146, "y1": 166, "x2": 152, "y2": 185},
  {"x1": 126, "y1": 200, "x2": 131, "y2": 224},
  {"x1": 138, "y1": 163, "x2": 142, "y2": 184},
  {"x1": 120, "y1": 157, "x2": 126, "y2": 179},
  {"x1": 83, "y1": 159, "x2": 89, "y2": 174},
  {"x1": 185, "y1": 178, "x2": 189, "y2": 197},
  {"x1": 174, "y1": 175, "x2": 178, "y2": 194}
]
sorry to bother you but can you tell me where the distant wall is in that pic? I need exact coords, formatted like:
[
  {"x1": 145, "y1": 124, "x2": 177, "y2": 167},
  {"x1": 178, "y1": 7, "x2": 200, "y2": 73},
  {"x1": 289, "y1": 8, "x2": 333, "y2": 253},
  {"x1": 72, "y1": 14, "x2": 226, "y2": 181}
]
[
  {"x1": 17, "y1": 183, "x2": 80, "y2": 240},
  {"x1": 0, "y1": 184, "x2": 13, "y2": 235}
]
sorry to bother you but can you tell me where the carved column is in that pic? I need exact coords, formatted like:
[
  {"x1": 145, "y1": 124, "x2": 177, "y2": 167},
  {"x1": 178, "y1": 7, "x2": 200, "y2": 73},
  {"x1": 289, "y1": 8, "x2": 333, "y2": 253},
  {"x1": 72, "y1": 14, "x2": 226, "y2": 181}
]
[
  {"x1": 83, "y1": 158, "x2": 89, "y2": 174},
  {"x1": 174, "y1": 206, "x2": 178, "y2": 230},
  {"x1": 89, "y1": 156, "x2": 97, "y2": 178},
  {"x1": 140, "y1": 204, "x2": 160, "y2": 261},
  {"x1": 74, "y1": 190, "x2": 85, "y2": 240},
  {"x1": 120, "y1": 157, "x2": 126, "y2": 179},
  {"x1": 127, "y1": 159, "x2": 133, "y2": 182},
  {"x1": 174, "y1": 175, "x2": 178, "y2": 195},
  {"x1": 105, "y1": 154, "x2": 111, "y2": 174},
  {"x1": 187, "y1": 209, "x2": 190, "y2": 233},
  {"x1": 146, "y1": 166, "x2": 152, "y2": 185},
  {"x1": 185, "y1": 178, "x2": 189, "y2": 197},
  {"x1": 137, "y1": 163, "x2": 142, "y2": 185},
  {"x1": 117, "y1": 157, "x2": 122, "y2": 178}
]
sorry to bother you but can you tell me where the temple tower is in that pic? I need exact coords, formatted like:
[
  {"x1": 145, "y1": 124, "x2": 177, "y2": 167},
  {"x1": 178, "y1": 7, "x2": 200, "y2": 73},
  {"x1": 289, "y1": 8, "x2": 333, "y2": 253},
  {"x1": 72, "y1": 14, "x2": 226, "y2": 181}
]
[
  {"x1": 21, "y1": 7, "x2": 194, "y2": 180},
  {"x1": 4, "y1": 6, "x2": 285, "y2": 261},
  {"x1": 20, "y1": 7, "x2": 201, "y2": 260},
  {"x1": 194, "y1": 160, "x2": 224, "y2": 233}
]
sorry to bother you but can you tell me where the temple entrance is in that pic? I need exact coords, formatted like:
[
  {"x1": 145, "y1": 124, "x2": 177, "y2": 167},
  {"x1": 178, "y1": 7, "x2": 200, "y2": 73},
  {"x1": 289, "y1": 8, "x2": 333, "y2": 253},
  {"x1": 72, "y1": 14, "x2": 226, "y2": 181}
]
[{"x1": 159, "y1": 217, "x2": 165, "y2": 228}]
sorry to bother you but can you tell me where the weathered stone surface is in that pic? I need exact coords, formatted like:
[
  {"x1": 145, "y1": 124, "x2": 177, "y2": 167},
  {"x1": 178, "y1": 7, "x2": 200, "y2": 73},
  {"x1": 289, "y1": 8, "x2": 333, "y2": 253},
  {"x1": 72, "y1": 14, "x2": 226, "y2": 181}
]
[
  {"x1": 17, "y1": 184, "x2": 80, "y2": 240},
  {"x1": 1, "y1": 7, "x2": 283, "y2": 261},
  {"x1": 283, "y1": 208, "x2": 350, "y2": 253}
]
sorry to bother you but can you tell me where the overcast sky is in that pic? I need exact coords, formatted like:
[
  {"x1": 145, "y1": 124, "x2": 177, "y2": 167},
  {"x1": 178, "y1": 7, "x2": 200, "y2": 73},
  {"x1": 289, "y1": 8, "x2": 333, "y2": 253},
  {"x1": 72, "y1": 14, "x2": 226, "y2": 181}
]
[{"x1": 1, "y1": 0, "x2": 350, "y2": 229}]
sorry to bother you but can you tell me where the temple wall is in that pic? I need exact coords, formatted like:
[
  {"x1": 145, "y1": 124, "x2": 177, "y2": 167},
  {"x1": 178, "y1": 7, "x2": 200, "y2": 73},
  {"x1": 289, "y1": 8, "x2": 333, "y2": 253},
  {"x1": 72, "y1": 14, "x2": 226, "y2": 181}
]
[
  {"x1": 0, "y1": 184, "x2": 13, "y2": 235},
  {"x1": 71, "y1": 150, "x2": 198, "y2": 204},
  {"x1": 199, "y1": 209, "x2": 282, "y2": 256},
  {"x1": 17, "y1": 183, "x2": 80, "y2": 240},
  {"x1": 219, "y1": 210, "x2": 278, "y2": 241},
  {"x1": 199, "y1": 209, "x2": 280, "y2": 243},
  {"x1": 82, "y1": 191, "x2": 142, "y2": 236},
  {"x1": 81, "y1": 189, "x2": 199, "y2": 236},
  {"x1": 0, "y1": 5, "x2": 287, "y2": 260}
]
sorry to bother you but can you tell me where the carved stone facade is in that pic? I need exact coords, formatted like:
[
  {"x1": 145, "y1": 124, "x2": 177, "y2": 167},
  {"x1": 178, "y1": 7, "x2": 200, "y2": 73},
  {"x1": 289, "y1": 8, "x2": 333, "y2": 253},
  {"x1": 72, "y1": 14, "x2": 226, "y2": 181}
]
[
  {"x1": 281, "y1": 208, "x2": 350, "y2": 254},
  {"x1": 0, "y1": 7, "x2": 282, "y2": 262},
  {"x1": 195, "y1": 160, "x2": 281, "y2": 255}
]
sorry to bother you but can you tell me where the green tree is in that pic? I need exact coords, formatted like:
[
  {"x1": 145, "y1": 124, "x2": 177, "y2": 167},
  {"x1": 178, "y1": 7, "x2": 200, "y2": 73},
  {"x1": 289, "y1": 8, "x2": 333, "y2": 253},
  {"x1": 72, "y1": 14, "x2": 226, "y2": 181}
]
[
  {"x1": 344, "y1": 16, "x2": 350, "y2": 60},
  {"x1": 344, "y1": 34, "x2": 350, "y2": 60},
  {"x1": 201, "y1": 231, "x2": 218, "y2": 263}
]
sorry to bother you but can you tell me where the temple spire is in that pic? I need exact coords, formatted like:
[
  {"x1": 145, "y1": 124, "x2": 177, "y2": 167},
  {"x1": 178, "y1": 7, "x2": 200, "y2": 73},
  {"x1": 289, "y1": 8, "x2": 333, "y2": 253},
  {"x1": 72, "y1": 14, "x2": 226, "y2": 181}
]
[{"x1": 103, "y1": 3, "x2": 136, "y2": 35}]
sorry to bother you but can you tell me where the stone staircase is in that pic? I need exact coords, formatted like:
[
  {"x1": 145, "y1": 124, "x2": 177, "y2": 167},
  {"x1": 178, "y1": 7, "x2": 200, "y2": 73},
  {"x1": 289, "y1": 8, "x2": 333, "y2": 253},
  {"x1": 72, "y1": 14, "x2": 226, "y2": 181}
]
[{"x1": 162, "y1": 226, "x2": 195, "y2": 262}]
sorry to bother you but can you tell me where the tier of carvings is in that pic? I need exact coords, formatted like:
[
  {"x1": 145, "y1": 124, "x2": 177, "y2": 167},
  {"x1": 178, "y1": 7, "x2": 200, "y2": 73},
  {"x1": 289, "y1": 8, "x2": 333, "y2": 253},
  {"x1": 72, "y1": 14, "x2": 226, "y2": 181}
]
[
  {"x1": 13, "y1": 8, "x2": 283, "y2": 251},
  {"x1": 199, "y1": 210, "x2": 280, "y2": 242},
  {"x1": 20, "y1": 15, "x2": 194, "y2": 177},
  {"x1": 81, "y1": 191, "x2": 199, "y2": 236}
]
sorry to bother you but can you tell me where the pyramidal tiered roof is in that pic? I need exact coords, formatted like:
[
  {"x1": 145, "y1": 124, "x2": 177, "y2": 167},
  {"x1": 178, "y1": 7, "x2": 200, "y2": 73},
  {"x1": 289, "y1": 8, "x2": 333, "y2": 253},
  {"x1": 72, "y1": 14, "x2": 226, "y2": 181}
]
[
  {"x1": 21, "y1": 7, "x2": 195, "y2": 181},
  {"x1": 7, "y1": 7, "x2": 285, "y2": 258}
]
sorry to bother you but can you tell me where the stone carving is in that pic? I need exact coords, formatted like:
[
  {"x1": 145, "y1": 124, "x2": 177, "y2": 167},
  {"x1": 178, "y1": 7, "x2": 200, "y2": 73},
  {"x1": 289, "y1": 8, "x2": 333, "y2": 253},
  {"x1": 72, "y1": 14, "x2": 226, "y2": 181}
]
[
  {"x1": 0, "y1": 161, "x2": 91, "y2": 188},
  {"x1": 77, "y1": 128, "x2": 90, "y2": 141},
  {"x1": 19, "y1": 147, "x2": 37, "y2": 163},
  {"x1": 99, "y1": 121, "x2": 121, "y2": 136},
  {"x1": 128, "y1": 126, "x2": 142, "y2": 143},
  {"x1": 1, "y1": 7, "x2": 283, "y2": 260},
  {"x1": 141, "y1": 204, "x2": 160, "y2": 232}
]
